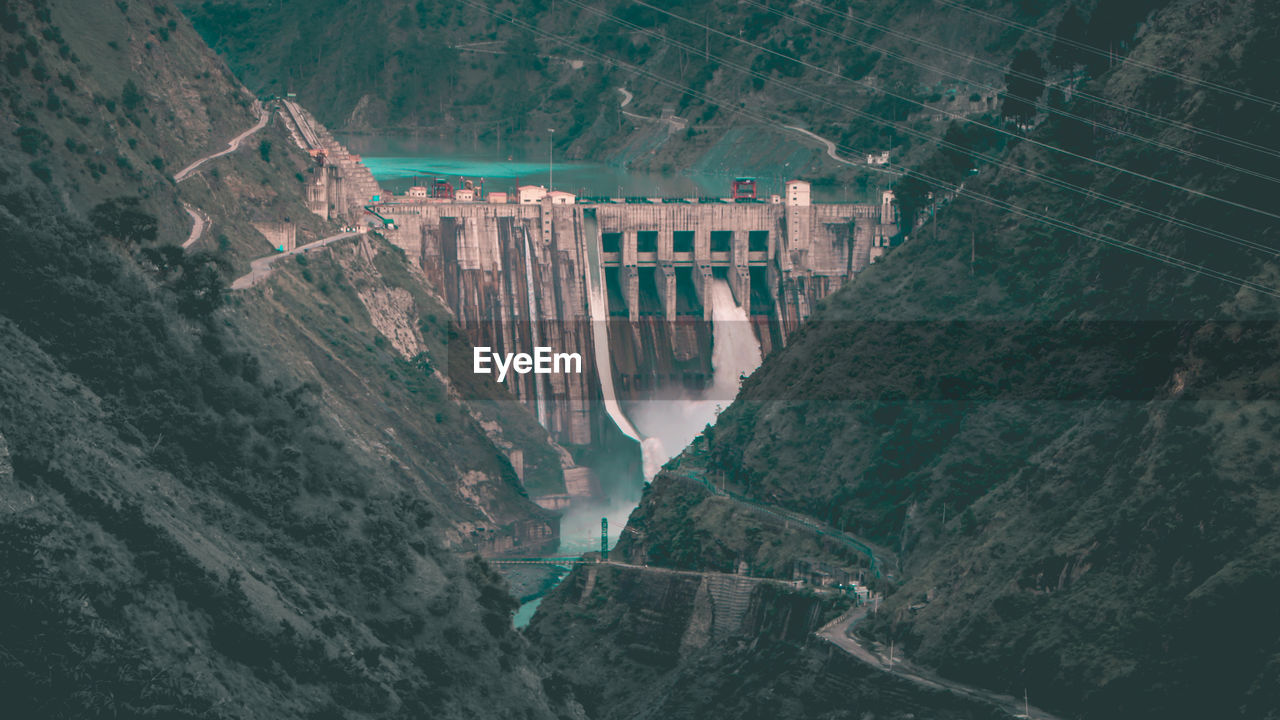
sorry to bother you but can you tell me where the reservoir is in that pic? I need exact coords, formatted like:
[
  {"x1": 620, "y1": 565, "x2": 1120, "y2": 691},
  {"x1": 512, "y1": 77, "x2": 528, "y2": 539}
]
[{"x1": 340, "y1": 134, "x2": 870, "y2": 202}]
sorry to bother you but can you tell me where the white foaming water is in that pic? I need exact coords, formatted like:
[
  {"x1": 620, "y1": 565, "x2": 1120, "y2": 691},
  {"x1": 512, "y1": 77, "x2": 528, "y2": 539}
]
[
  {"x1": 522, "y1": 228, "x2": 548, "y2": 428},
  {"x1": 557, "y1": 279, "x2": 761, "y2": 554},
  {"x1": 556, "y1": 497, "x2": 642, "y2": 555},
  {"x1": 582, "y1": 213, "x2": 643, "y2": 444},
  {"x1": 628, "y1": 279, "x2": 763, "y2": 479}
]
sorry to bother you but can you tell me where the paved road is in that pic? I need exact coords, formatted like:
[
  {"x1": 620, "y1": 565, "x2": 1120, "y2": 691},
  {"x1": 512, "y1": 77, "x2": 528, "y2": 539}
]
[
  {"x1": 230, "y1": 231, "x2": 359, "y2": 290},
  {"x1": 819, "y1": 608, "x2": 1064, "y2": 720},
  {"x1": 181, "y1": 204, "x2": 207, "y2": 248},
  {"x1": 173, "y1": 110, "x2": 269, "y2": 183}
]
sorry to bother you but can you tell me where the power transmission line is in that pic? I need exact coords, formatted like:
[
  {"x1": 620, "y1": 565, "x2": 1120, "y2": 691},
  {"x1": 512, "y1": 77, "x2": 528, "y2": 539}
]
[
  {"x1": 458, "y1": 0, "x2": 1280, "y2": 300},
  {"x1": 744, "y1": 0, "x2": 1280, "y2": 164},
  {"x1": 568, "y1": 0, "x2": 1280, "y2": 257},
  {"x1": 624, "y1": 0, "x2": 1280, "y2": 225},
  {"x1": 739, "y1": 0, "x2": 1280, "y2": 187},
  {"x1": 934, "y1": 0, "x2": 1280, "y2": 109}
]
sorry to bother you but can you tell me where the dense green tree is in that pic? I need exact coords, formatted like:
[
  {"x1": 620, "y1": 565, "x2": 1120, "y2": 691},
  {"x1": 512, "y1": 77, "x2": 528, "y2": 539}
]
[
  {"x1": 88, "y1": 197, "x2": 157, "y2": 245},
  {"x1": 121, "y1": 78, "x2": 143, "y2": 111},
  {"x1": 1001, "y1": 49, "x2": 1045, "y2": 126},
  {"x1": 1049, "y1": 4, "x2": 1088, "y2": 69}
]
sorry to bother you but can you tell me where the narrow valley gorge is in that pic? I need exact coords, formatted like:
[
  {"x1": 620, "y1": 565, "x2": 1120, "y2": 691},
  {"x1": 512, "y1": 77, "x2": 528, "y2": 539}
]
[{"x1": 2, "y1": 1, "x2": 1279, "y2": 719}]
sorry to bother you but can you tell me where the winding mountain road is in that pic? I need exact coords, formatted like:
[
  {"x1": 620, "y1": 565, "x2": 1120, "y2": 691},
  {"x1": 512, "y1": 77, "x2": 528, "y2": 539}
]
[
  {"x1": 783, "y1": 125, "x2": 901, "y2": 178},
  {"x1": 783, "y1": 125, "x2": 866, "y2": 168},
  {"x1": 230, "y1": 231, "x2": 359, "y2": 290},
  {"x1": 181, "y1": 204, "x2": 207, "y2": 248},
  {"x1": 663, "y1": 465, "x2": 1065, "y2": 716},
  {"x1": 174, "y1": 110, "x2": 269, "y2": 183},
  {"x1": 617, "y1": 86, "x2": 685, "y2": 130},
  {"x1": 818, "y1": 608, "x2": 1063, "y2": 720}
]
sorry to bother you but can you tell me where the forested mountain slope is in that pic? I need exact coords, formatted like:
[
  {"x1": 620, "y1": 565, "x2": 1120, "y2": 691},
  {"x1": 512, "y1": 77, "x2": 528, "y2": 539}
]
[
  {"x1": 1, "y1": 0, "x2": 575, "y2": 716},
  {"x1": 606, "y1": 0, "x2": 1280, "y2": 717},
  {"x1": 182, "y1": 0, "x2": 1127, "y2": 174}
]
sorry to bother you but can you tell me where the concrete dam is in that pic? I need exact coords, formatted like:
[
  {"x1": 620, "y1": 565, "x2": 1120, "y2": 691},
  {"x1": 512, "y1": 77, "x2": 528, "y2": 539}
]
[
  {"x1": 378, "y1": 184, "x2": 900, "y2": 448},
  {"x1": 276, "y1": 100, "x2": 899, "y2": 452}
]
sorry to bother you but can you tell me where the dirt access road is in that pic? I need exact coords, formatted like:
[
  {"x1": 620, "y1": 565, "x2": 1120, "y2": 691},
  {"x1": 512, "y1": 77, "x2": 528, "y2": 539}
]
[
  {"x1": 818, "y1": 608, "x2": 1065, "y2": 720},
  {"x1": 173, "y1": 110, "x2": 269, "y2": 183}
]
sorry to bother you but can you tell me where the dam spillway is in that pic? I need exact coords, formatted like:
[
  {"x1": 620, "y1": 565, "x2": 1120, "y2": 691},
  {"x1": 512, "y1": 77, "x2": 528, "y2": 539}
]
[{"x1": 378, "y1": 187, "x2": 899, "y2": 449}]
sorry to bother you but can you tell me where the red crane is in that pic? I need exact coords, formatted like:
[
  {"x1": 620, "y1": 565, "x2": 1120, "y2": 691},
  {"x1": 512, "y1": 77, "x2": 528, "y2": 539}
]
[{"x1": 731, "y1": 177, "x2": 757, "y2": 201}]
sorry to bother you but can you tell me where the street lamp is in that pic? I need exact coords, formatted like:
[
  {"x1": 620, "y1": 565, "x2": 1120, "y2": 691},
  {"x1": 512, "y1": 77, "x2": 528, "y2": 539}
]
[{"x1": 548, "y1": 128, "x2": 555, "y2": 192}]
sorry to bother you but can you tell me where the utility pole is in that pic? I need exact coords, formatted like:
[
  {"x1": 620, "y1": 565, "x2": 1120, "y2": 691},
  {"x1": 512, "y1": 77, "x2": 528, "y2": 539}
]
[
  {"x1": 970, "y1": 230, "x2": 975, "y2": 276},
  {"x1": 601, "y1": 516, "x2": 609, "y2": 561}
]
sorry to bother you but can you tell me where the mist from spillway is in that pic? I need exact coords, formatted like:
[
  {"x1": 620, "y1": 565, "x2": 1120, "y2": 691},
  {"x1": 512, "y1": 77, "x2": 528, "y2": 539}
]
[
  {"x1": 556, "y1": 279, "x2": 762, "y2": 556},
  {"x1": 628, "y1": 279, "x2": 763, "y2": 479}
]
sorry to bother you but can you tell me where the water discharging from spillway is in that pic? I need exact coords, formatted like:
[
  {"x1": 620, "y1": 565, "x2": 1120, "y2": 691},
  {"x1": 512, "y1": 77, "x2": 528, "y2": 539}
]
[
  {"x1": 555, "y1": 275, "x2": 763, "y2": 557},
  {"x1": 627, "y1": 279, "x2": 763, "y2": 477},
  {"x1": 517, "y1": 228, "x2": 762, "y2": 628},
  {"x1": 522, "y1": 228, "x2": 549, "y2": 428},
  {"x1": 580, "y1": 213, "x2": 643, "y2": 447}
]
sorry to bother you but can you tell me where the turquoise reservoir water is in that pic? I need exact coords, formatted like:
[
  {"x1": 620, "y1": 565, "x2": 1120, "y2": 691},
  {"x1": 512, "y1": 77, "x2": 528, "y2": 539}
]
[{"x1": 341, "y1": 134, "x2": 816, "y2": 199}]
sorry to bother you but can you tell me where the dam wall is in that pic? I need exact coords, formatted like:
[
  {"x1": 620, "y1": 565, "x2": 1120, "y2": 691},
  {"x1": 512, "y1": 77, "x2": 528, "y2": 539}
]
[
  {"x1": 379, "y1": 191, "x2": 898, "y2": 445},
  {"x1": 384, "y1": 202, "x2": 601, "y2": 444}
]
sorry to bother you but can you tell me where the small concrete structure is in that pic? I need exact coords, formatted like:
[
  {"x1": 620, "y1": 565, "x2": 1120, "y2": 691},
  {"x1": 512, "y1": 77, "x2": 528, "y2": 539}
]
[
  {"x1": 548, "y1": 190, "x2": 576, "y2": 205},
  {"x1": 794, "y1": 558, "x2": 866, "y2": 590},
  {"x1": 252, "y1": 221, "x2": 297, "y2": 252},
  {"x1": 455, "y1": 187, "x2": 476, "y2": 202},
  {"x1": 487, "y1": 191, "x2": 509, "y2": 204},
  {"x1": 518, "y1": 185, "x2": 548, "y2": 204},
  {"x1": 881, "y1": 189, "x2": 897, "y2": 225},
  {"x1": 533, "y1": 494, "x2": 572, "y2": 511},
  {"x1": 785, "y1": 179, "x2": 811, "y2": 207},
  {"x1": 563, "y1": 467, "x2": 601, "y2": 498},
  {"x1": 407, "y1": 186, "x2": 429, "y2": 199}
]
